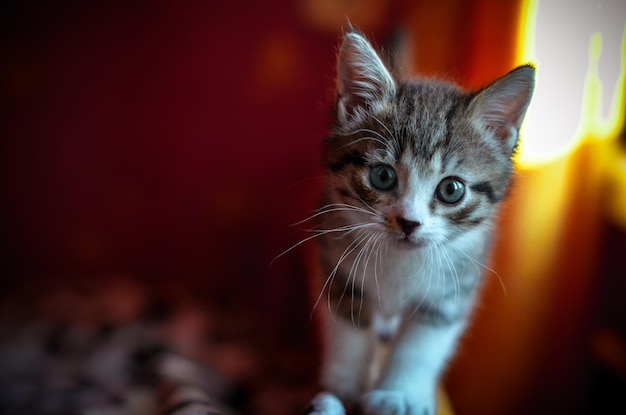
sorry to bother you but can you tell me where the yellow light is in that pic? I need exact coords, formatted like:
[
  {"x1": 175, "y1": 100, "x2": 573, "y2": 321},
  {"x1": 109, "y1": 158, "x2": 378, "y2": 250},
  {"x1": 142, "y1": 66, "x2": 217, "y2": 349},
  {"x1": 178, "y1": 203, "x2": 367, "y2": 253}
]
[{"x1": 516, "y1": 0, "x2": 626, "y2": 167}]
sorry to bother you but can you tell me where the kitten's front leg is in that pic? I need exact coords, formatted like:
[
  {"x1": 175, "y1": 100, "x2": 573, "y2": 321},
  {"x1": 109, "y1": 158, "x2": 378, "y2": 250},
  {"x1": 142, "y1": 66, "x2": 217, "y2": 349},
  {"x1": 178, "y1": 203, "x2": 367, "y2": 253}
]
[
  {"x1": 360, "y1": 320, "x2": 464, "y2": 415},
  {"x1": 321, "y1": 316, "x2": 377, "y2": 405}
]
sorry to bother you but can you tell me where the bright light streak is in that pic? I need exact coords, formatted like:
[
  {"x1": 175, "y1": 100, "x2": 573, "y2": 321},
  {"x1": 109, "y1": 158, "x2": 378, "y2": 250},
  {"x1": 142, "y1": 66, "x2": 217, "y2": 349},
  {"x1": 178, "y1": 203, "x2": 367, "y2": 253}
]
[{"x1": 516, "y1": 0, "x2": 626, "y2": 166}]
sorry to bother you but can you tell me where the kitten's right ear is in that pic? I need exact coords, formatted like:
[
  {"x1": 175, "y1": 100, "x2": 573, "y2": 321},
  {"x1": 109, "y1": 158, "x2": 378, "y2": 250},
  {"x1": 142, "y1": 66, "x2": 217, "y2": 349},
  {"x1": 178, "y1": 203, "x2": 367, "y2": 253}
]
[
  {"x1": 336, "y1": 30, "x2": 396, "y2": 123},
  {"x1": 468, "y1": 65, "x2": 535, "y2": 155}
]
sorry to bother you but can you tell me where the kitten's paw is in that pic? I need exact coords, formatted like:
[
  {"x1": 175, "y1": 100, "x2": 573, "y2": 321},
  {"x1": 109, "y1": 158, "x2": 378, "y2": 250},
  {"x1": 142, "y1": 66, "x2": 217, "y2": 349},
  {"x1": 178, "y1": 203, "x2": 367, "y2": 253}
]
[
  {"x1": 304, "y1": 392, "x2": 346, "y2": 415},
  {"x1": 360, "y1": 389, "x2": 434, "y2": 415}
]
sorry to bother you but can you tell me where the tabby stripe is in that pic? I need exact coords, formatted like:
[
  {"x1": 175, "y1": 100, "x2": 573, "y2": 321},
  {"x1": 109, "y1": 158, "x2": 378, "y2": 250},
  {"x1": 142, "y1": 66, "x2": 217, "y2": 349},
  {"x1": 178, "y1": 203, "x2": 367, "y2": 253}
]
[
  {"x1": 471, "y1": 181, "x2": 498, "y2": 203},
  {"x1": 338, "y1": 187, "x2": 370, "y2": 206},
  {"x1": 443, "y1": 99, "x2": 463, "y2": 148},
  {"x1": 447, "y1": 201, "x2": 481, "y2": 225},
  {"x1": 467, "y1": 216, "x2": 487, "y2": 226},
  {"x1": 351, "y1": 178, "x2": 379, "y2": 205},
  {"x1": 328, "y1": 151, "x2": 366, "y2": 172}
]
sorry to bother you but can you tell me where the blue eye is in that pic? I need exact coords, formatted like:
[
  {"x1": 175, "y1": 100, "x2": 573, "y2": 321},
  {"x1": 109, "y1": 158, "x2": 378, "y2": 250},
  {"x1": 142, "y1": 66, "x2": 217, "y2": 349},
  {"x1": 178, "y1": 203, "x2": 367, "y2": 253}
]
[
  {"x1": 369, "y1": 165, "x2": 397, "y2": 191},
  {"x1": 436, "y1": 177, "x2": 465, "y2": 204}
]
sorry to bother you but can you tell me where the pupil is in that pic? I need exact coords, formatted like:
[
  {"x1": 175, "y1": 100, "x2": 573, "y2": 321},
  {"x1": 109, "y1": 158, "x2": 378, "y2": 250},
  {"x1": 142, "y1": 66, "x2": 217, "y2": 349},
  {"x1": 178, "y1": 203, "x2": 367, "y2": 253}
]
[{"x1": 447, "y1": 182, "x2": 456, "y2": 195}]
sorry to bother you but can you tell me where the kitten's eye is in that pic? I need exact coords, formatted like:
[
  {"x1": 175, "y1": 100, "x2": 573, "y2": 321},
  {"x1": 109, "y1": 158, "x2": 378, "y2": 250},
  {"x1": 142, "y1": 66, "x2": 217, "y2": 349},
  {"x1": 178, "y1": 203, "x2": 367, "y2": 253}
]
[
  {"x1": 436, "y1": 177, "x2": 465, "y2": 204},
  {"x1": 369, "y1": 165, "x2": 397, "y2": 191}
]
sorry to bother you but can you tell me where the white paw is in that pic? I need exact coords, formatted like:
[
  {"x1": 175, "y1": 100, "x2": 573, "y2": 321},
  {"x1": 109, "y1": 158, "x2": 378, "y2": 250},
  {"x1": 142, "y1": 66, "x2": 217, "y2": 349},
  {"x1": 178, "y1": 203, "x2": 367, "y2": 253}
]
[
  {"x1": 304, "y1": 392, "x2": 346, "y2": 415},
  {"x1": 360, "y1": 389, "x2": 434, "y2": 415}
]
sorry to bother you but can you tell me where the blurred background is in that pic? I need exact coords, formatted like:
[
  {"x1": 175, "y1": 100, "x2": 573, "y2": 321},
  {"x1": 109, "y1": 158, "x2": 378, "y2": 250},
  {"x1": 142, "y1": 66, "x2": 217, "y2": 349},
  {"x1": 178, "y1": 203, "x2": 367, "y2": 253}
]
[{"x1": 1, "y1": 0, "x2": 625, "y2": 414}]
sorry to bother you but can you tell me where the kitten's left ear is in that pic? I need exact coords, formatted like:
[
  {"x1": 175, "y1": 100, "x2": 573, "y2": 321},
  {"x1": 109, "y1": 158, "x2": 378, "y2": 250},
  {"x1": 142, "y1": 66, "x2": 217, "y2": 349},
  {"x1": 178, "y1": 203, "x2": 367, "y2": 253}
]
[
  {"x1": 469, "y1": 65, "x2": 535, "y2": 155},
  {"x1": 336, "y1": 30, "x2": 396, "y2": 123}
]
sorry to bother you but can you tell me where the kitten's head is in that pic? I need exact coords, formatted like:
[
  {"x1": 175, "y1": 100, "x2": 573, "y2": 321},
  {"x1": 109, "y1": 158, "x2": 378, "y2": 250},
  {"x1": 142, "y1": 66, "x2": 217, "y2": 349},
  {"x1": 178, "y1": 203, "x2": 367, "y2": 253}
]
[{"x1": 323, "y1": 30, "x2": 535, "y2": 248}]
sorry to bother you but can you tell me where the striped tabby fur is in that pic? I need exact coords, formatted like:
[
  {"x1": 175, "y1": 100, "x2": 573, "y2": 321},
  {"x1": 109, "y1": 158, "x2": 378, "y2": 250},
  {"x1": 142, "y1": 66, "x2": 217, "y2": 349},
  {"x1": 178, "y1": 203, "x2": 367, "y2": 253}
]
[{"x1": 306, "y1": 29, "x2": 534, "y2": 415}]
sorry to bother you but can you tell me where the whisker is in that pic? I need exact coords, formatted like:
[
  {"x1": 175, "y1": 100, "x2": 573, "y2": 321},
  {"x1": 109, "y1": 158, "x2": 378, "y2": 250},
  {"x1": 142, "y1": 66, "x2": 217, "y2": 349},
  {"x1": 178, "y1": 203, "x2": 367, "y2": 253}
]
[
  {"x1": 356, "y1": 195, "x2": 379, "y2": 216},
  {"x1": 438, "y1": 240, "x2": 460, "y2": 305},
  {"x1": 337, "y1": 126, "x2": 394, "y2": 154},
  {"x1": 271, "y1": 222, "x2": 375, "y2": 265},
  {"x1": 337, "y1": 127, "x2": 391, "y2": 143},
  {"x1": 406, "y1": 245, "x2": 435, "y2": 319},
  {"x1": 368, "y1": 113, "x2": 400, "y2": 157},
  {"x1": 315, "y1": 202, "x2": 380, "y2": 216},
  {"x1": 304, "y1": 222, "x2": 376, "y2": 234},
  {"x1": 449, "y1": 241, "x2": 508, "y2": 297},
  {"x1": 368, "y1": 114, "x2": 396, "y2": 143},
  {"x1": 291, "y1": 203, "x2": 381, "y2": 227},
  {"x1": 339, "y1": 232, "x2": 376, "y2": 328},
  {"x1": 355, "y1": 232, "x2": 381, "y2": 328},
  {"x1": 317, "y1": 232, "x2": 371, "y2": 321},
  {"x1": 342, "y1": 136, "x2": 389, "y2": 149},
  {"x1": 373, "y1": 233, "x2": 387, "y2": 312},
  {"x1": 358, "y1": 232, "x2": 382, "y2": 323}
]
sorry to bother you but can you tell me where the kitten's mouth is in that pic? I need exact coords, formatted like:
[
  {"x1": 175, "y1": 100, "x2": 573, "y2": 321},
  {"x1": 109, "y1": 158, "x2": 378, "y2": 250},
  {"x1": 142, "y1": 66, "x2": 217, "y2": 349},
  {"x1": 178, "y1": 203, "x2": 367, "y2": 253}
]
[{"x1": 397, "y1": 235, "x2": 427, "y2": 249}]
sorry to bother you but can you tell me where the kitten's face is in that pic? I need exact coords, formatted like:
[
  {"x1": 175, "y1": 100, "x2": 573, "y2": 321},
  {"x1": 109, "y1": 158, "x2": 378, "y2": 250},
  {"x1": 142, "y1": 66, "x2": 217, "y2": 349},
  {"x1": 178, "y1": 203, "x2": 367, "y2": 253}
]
[
  {"x1": 326, "y1": 96, "x2": 505, "y2": 249},
  {"x1": 323, "y1": 31, "x2": 534, "y2": 249}
]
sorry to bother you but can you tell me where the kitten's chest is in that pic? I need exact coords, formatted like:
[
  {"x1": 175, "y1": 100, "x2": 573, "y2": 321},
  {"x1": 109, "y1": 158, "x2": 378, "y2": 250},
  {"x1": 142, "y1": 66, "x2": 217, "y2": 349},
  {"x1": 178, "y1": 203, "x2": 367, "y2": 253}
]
[
  {"x1": 363, "y1": 250, "x2": 436, "y2": 317},
  {"x1": 319, "y1": 225, "x2": 488, "y2": 322}
]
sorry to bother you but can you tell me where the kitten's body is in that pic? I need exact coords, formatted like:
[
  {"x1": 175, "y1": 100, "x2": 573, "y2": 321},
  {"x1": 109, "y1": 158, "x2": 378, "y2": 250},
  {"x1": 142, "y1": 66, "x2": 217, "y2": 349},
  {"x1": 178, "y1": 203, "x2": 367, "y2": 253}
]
[{"x1": 306, "y1": 30, "x2": 534, "y2": 415}]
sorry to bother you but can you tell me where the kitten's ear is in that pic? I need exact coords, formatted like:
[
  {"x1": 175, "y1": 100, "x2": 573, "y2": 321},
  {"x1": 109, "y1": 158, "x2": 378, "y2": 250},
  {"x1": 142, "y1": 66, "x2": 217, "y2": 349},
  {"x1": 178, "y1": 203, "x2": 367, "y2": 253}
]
[
  {"x1": 336, "y1": 30, "x2": 396, "y2": 122},
  {"x1": 469, "y1": 65, "x2": 535, "y2": 155}
]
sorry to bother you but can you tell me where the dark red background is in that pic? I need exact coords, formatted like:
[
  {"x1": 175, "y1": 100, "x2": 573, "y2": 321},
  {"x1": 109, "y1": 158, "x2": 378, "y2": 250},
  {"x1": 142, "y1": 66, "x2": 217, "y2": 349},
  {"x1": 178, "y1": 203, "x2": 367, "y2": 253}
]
[{"x1": 1, "y1": 1, "x2": 338, "y2": 286}]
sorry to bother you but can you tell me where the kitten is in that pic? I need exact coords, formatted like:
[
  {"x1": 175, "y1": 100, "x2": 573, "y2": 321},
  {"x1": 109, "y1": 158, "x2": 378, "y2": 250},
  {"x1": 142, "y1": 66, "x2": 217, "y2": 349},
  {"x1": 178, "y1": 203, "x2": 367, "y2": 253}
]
[{"x1": 305, "y1": 30, "x2": 534, "y2": 415}]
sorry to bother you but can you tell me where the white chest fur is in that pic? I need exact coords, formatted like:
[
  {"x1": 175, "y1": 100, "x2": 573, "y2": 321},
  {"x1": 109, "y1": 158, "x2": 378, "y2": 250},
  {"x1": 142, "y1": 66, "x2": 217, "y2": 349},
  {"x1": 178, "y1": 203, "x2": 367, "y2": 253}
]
[{"x1": 328, "y1": 225, "x2": 489, "y2": 324}]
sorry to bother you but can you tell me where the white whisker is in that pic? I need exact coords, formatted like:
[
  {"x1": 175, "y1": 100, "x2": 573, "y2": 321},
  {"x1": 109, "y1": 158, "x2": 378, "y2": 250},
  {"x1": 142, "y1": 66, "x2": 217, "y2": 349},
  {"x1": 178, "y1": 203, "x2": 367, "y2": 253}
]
[
  {"x1": 338, "y1": 126, "x2": 394, "y2": 154},
  {"x1": 343, "y1": 136, "x2": 389, "y2": 149},
  {"x1": 368, "y1": 113, "x2": 401, "y2": 157},
  {"x1": 338, "y1": 232, "x2": 377, "y2": 328},
  {"x1": 271, "y1": 222, "x2": 375, "y2": 265},
  {"x1": 356, "y1": 195, "x2": 379, "y2": 216},
  {"x1": 368, "y1": 114, "x2": 395, "y2": 143},
  {"x1": 405, "y1": 249, "x2": 432, "y2": 319},
  {"x1": 291, "y1": 203, "x2": 380, "y2": 227},
  {"x1": 438, "y1": 240, "x2": 460, "y2": 305},
  {"x1": 318, "y1": 231, "x2": 371, "y2": 321},
  {"x1": 449, "y1": 241, "x2": 507, "y2": 297},
  {"x1": 338, "y1": 127, "x2": 391, "y2": 144},
  {"x1": 356, "y1": 232, "x2": 381, "y2": 328},
  {"x1": 373, "y1": 233, "x2": 387, "y2": 312}
]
